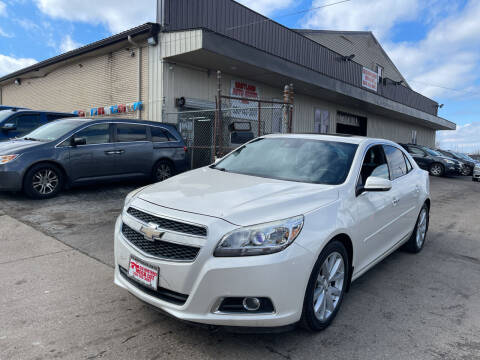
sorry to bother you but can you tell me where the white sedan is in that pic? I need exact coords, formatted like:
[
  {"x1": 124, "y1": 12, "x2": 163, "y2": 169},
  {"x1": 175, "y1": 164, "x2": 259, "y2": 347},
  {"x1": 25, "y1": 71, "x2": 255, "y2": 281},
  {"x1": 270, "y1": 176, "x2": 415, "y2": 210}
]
[{"x1": 114, "y1": 134, "x2": 430, "y2": 331}]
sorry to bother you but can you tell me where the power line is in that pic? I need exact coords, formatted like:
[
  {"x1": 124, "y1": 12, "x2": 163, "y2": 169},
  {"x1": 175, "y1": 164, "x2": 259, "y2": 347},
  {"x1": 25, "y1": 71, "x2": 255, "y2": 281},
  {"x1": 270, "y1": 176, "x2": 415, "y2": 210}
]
[
  {"x1": 408, "y1": 79, "x2": 479, "y2": 97},
  {"x1": 226, "y1": 0, "x2": 352, "y2": 31}
]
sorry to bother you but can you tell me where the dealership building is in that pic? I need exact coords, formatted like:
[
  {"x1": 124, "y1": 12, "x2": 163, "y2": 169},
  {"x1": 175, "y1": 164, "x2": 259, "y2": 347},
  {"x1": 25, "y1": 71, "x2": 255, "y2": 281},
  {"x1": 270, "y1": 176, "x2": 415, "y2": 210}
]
[{"x1": 0, "y1": 0, "x2": 455, "y2": 148}]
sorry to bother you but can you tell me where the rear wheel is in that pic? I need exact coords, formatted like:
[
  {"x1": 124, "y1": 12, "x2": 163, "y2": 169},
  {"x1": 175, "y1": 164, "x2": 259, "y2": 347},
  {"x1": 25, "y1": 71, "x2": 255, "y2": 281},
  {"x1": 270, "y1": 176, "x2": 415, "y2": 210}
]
[
  {"x1": 152, "y1": 160, "x2": 174, "y2": 182},
  {"x1": 301, "y1": 241, "x2": 349, "y2": 331},
  {"x1": 429, "y1": 163, "x2": 444, "y2": 177},
  {"x1": 23, "y1": 163, "x2": 64, "y2": 199},
  {"x1": 404, "y1": 204, "x2": 429, "y2": 253}
]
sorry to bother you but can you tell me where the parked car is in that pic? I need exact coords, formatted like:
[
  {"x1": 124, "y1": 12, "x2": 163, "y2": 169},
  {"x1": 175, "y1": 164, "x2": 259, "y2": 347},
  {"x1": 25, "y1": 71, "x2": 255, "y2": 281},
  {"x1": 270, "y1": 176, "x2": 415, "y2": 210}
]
[
  {"x1": 400, "y1": 144, "x2": 462, "y2": 177},
  {"x1": 436, "y1": 149, "x2": 476, "y2": 176},
  {"x1": 0, "y1": 118, "x2": 189, "y2": 199},
  {"x1": 0, "y1": 105, "x2": 28, "y2": 111},
  {"x1": 473, "y1": 163, "x2": 480, "y2": 182},
  {"x1": 114, "y1": 134, "x2": 430, "y2": 331},
  {"x1": 0, "y1": 109, "x2": 76, "y2": 141}
]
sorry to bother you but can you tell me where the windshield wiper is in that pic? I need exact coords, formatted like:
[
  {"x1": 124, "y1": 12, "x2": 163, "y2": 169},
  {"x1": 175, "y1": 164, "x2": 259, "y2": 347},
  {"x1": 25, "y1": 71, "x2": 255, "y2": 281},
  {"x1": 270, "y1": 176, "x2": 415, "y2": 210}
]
[{"x1": 23, "y1": 137, "x2": 40, "y2": 141}]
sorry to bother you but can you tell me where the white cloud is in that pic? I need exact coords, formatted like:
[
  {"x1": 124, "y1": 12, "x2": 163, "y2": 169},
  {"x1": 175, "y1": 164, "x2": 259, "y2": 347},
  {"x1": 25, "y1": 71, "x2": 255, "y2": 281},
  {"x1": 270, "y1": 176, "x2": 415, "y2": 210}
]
[
  {"x1": 0, "y1": 54, "x2": 37, "y2": 77},
  {"x1": 437, "y1": 122, "x2": 480, "y2": 154},
  {"x1": 301, "y1": 0, "x2": 420, "y2": 40},
  {"x1": 59, "y1": 35, "x2": 82, "y2": 53},
  {"x1": 385, "y1": 0, "x2": 480, "y2": 99},
  {"x1": 236, "y1": 0, "x2": 295, "y2": 17},
  {"x1": 0, "y1": 26, "x2": 13, "y2": 38},
  {"x1": 0, "y1": 1, "x2": 6, "y2": 16},
  {"x1": 34, "y1": 0, "x2": 156, "y2": 34}
]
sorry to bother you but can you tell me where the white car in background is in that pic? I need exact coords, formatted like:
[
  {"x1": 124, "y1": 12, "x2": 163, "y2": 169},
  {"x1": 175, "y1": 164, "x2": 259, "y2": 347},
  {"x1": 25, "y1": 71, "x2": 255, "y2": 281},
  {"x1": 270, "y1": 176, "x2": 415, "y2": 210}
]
[{"x1": 114, "y1": 134, "x2": 430, "y2": 331}]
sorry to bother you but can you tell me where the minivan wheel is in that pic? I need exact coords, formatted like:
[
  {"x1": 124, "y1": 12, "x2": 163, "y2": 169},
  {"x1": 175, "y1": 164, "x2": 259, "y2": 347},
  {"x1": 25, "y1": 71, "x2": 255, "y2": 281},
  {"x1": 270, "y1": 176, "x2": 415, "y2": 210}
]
[
  {"x1": 23, "y1": 163, "x2": 64, "y2": 199},
  {"x1": 152, "y1": 160, "x2": 174, "y2": 182},
  {"x1": 404, "y1": 204, "x2": 429, "y2": 253},
  {"x1": 301, "y1": 240, "x2": 349, "y2": 331},
  {"x1": 429, "y1": 163, "x2": 444, "y2": 177}
]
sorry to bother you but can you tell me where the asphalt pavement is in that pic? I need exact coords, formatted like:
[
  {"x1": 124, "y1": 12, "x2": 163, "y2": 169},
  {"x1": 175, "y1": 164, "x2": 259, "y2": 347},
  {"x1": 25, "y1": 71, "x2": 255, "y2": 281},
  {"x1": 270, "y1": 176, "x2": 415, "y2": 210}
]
[{"x1": 1, "y1": 176, "x2": 479, "y2": 360}]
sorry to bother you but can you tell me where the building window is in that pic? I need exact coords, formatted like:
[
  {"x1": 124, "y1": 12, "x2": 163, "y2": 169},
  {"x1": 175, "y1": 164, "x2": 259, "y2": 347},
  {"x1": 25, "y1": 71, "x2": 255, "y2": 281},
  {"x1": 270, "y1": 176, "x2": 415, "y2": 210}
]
[
  {"x1": 376, "y1": 64, "x2": 383, "y2": 82},
  {"x1": 314, "y1": 108, "x2": 329, "y2": 134},
  {"x1": 411, "y1": 130, "x2": 417, "y2": 144}
]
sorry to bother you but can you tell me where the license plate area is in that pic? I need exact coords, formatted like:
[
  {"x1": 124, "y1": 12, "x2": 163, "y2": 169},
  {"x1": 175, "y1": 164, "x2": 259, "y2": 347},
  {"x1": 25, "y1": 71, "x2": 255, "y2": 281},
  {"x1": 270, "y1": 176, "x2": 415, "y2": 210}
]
[{"x1": 128, "y1": 256, "x2": 159, "y2": 291}]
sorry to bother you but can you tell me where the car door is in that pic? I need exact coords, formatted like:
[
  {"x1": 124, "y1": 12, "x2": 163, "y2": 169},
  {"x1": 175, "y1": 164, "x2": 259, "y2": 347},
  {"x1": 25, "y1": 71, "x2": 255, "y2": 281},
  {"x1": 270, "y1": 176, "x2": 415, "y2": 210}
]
[
  {"x1": 113, "y1": 123, "x2": 153, "y2": 177},
  {"x1": 383, "y1": 145, "x2": 418, "y2": 248},
  {"x1": 352, "y1": 145, "x2": 399, "y2": 272},
  {"x1": 407, "y1": 146, "x2": 430, "y2": 170},
  {"x1": 150, "y1": 125, "x2": 185, "y2": 166},
  {"x1": 6, "y1": 113, "x2": 43, "y2": 138},
  {"x1": 67, "y1": 123, "x2": 117, "y2": 182}
]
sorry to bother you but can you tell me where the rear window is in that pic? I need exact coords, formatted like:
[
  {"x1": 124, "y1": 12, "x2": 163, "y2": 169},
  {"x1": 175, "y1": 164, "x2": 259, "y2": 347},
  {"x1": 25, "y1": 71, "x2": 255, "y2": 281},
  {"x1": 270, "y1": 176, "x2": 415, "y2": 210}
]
[
  {"x1": 116, "y1": 123, "x2": 148, "y2": 142},
  {"x1": 151, "y1": 126, "x2": 175, "y2": 142}
]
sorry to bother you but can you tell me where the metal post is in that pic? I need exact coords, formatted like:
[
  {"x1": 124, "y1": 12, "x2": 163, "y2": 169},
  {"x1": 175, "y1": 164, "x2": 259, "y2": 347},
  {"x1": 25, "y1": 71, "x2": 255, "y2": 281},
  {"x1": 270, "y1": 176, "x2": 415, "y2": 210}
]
[
  {"x1": 288, "y1": 83, "x2": 294, "y2": 133},
  {"x1": 257, "y1": 101, "x2": 261, "y2": 137},
  {"x1": 216, "y1": 70, "x2": 222, "y2": 158},
  {"x1": 282, "y1": 85, "x2": 290, "y2": 134}
]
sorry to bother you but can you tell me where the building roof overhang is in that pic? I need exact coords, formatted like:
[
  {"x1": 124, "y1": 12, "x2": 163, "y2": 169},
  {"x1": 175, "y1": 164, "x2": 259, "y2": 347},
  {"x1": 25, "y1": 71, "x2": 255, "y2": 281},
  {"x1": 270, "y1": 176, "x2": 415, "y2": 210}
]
[{"x1": 163, "y1": 30, "x2": 455, "y2": 131}]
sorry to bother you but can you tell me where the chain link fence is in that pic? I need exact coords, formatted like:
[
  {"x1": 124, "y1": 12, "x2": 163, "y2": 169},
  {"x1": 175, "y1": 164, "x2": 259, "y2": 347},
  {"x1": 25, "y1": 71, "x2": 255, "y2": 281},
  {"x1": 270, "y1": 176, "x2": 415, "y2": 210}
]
[{"x1": 165, "y1": 98, "x2": 292, "y2": 169}]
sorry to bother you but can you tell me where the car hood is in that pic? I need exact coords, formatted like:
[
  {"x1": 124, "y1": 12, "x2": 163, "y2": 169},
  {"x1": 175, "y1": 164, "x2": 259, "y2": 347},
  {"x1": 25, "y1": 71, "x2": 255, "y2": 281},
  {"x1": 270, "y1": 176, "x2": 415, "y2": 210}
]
[
  {"x1": 0, "y1": 139, "x2": 43, "y2": 153},
  {"x1": 137, "y1": 167, "x2": 339, "y2": 226},
  {"x1": 434, "y1": 155, "x2": 460, "y2": 164}
]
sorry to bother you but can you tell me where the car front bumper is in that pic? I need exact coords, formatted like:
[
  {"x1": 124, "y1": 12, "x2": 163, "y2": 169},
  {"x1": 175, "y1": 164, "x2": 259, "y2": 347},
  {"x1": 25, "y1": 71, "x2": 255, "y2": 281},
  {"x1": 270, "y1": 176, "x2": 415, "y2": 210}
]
[
  {"x1": 473, "y1": 168, "x2": 480, "y2": 180},
  {"x1": 113, "y1": 205, "x2": 315, "y2": 328},
  {"x1": 445, "y1": 163, "x2": 461, "y2": 175},
  {"x1": 0, "y1": 165, "x2": 23, "y2": 191}
]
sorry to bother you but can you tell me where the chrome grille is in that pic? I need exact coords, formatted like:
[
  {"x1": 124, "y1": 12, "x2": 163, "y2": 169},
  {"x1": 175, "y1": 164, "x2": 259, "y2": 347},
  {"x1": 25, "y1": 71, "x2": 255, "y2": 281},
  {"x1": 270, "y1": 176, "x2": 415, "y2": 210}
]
[
  {"x1": 127, "y1": 207, "x2": 207, "y2": 237},
  {"x1": 121, "y1": 223, "x2": 200, "y2": 261}
]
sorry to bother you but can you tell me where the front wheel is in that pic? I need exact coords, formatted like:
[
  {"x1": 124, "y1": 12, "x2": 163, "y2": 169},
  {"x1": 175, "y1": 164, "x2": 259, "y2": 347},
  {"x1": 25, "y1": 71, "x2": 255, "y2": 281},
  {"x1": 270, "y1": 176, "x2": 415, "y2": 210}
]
[
  {"x1": 429, "y1": 163, "x2": 444, "y2": 177},
  {"x1": 461, "y1": 167, "x2": 471, "y2": 176},
  {"x1": 301, "y1": 241, "x2": 349, "y2": 331},
  {"x1": 23, "y1": 163, "x2": 64, "y2": 199},
  {"x1": 404, "y1": 204, "x2": 429, "y2": 253}
]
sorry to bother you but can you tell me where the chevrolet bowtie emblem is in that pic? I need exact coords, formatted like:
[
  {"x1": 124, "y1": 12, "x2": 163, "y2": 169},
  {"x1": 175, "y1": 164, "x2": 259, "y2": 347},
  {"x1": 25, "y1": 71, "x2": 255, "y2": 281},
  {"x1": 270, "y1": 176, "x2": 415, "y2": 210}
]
[{"x1": 140, "y1": 223, "x2": 165, "y2": 242}]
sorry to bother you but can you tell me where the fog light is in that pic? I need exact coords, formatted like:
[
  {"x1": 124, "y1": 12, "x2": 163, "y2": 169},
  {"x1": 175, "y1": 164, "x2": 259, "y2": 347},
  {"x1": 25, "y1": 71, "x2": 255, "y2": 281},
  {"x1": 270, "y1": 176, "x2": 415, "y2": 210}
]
[{"x1": 242, "y1": 297, "x2": 261, "y2": 311}]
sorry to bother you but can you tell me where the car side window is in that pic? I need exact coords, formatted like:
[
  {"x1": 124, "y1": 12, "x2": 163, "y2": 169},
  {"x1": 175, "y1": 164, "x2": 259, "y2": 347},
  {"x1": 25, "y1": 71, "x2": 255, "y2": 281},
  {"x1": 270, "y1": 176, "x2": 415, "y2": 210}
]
[
  {"x1": 357, "y1": 145, "x2": 390, "y2": 190},
  {"x1": 74, "y1": 124, "x2": 110, "y2": 145},
  {"x1": 15, "y1": 114, "x2": 43, "y2": 135},
  {"x1": 116, "y1": 124, "x2": 148, "y2": 142},
  {"x1": 384, "y1": 145, "x2": 408, "y2": 180},
  {"x1": 151, "y1": 126, "x2": 173, "y2": 142},
  {"x1": 408, "y1": 146, "x2": 425, "y2": 157},
  {"x1": 404, "y1": 154, "x2": 413, "y2": 173}
]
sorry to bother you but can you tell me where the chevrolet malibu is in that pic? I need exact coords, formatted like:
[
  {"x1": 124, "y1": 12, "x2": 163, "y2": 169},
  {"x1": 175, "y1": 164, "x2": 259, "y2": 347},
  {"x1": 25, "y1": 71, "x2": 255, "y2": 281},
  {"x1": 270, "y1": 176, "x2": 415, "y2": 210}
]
[{"x1": 114, "y1": 134, "x2": 430, "y2": 331}]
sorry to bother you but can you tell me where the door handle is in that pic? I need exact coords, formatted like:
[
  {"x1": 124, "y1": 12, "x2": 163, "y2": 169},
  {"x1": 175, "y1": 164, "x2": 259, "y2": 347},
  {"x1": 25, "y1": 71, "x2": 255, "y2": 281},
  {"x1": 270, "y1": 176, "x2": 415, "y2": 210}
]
[
  {"x1": 116, "y1": 150, "x2": 125, "y2": 155},
  {"x1": 392, "y1": 198, "x2": 399, "y2": 206},
  {"x1": 105, "y1": 150, "x2": 116, "y2": 155}
]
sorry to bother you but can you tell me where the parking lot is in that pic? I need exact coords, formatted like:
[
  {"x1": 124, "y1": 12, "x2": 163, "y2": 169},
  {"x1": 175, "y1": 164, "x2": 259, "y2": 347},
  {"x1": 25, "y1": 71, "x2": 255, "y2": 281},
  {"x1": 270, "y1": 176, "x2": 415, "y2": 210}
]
[{"x1": 1, "y1": 175, "x2": 480, "y2": 360}]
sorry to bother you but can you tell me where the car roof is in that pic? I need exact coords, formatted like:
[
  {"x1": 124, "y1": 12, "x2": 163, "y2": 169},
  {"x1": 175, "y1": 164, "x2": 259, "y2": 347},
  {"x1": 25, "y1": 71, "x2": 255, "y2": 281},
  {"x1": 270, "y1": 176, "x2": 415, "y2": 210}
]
[
  {"x1": 7, "y1": 109, "x2": 76, "y2": 115},
  {"x1": 263, "y1": 133, "x2": 398, "y2": 146},
  {"x1": 54, "y1": 117, "x2": 179, "y2": 130}
]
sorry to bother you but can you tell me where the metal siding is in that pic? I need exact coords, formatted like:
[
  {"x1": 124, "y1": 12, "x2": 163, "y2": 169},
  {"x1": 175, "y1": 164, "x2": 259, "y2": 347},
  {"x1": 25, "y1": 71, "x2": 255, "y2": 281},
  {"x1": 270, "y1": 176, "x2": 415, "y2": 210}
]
[{"x1": 162, "y1": 0, "x2": 438, "y2": 116}]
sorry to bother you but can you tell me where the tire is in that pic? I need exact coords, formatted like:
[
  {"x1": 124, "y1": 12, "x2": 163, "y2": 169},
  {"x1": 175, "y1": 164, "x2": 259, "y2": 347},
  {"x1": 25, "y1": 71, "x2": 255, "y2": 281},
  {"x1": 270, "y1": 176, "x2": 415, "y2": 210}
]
[
  {"x1": 152, "y1": 160, "x2": 175, "y2": 182},
  {"x1": 429, "y1": 163, "x2": 444, "y2": 177},
  {"x1": 301, "y1": 240, "x2": 349, "y2": 331},
  {"x1": 23, "y1": 163, "x2": 64, "y2": 199},
  {"x1": 404, "y1": 204, "x2": 429, "y2": 253}
]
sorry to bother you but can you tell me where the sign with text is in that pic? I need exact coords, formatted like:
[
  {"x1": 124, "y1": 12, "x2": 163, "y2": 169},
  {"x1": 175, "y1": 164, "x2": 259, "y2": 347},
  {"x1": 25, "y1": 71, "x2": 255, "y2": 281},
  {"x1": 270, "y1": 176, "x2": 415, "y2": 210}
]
[
  {"x1": 362, "y1": 67, "x2": 378, "y2": 92},
  {"x1": 230, "y1": 80, "x2": 260, "y2": 120}
]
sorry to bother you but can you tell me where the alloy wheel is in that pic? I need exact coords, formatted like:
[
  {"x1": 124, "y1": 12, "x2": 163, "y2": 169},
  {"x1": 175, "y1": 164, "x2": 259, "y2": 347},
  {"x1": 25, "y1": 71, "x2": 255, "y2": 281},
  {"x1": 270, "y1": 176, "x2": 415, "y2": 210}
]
[
  {"x1": 32, "y1": 169, "x2": 59, "y2": 195},
  {"x1": 313, "y1": 252, "x2": 345, "y2": 321},
  {"x1": 416, "y1": 208, "x2": 428, "y2": 248},
  {"x1": 431, "y1": 164, "x2": 442, "y2": 176},
  {"x1": 156, "y1": 164, "x2": 172, "y2": 181}
]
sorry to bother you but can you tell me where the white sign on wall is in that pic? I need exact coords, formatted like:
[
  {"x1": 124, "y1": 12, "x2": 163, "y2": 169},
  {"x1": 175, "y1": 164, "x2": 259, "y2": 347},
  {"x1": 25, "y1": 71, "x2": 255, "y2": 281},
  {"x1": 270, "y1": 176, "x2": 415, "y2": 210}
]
[
  {"x1": 230, "y1": 80, "x2": 260, "y2": 120},
  {"x1": 362, "y1": 67, "x2": 378, "y2": 92}
]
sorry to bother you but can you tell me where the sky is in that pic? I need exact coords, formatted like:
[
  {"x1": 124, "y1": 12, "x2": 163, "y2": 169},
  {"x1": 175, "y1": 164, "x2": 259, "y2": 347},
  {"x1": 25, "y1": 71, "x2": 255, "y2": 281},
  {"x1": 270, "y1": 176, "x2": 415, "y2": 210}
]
[{"x1": 0, "y1": 0, "x2": 479, "y2": 153}]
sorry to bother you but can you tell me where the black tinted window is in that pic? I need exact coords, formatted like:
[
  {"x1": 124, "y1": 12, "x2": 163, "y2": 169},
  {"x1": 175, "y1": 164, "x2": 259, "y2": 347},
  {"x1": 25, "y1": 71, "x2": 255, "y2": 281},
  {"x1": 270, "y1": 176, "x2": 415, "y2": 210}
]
[
  {"x1": 407, "y1": 146, "x2": 425, "y2": 156},
  {"x1": 384, "y1": 146, "x2": 408, "y2": 180},
  {"x1": 151, "y1": 127, "x2": 173, "y2": 142},
  {"x1": 47, "y1": 114, "x2": 71, "y2": 122},
  {"x1": 75, "y1": 124, "x2": 110, "y2": 145},
  {"x1": 117, "y1": 124, "x2": 147, "y2": 142},
  {"x1": 15, "y1": 114, "x2": 43, "y2": 135}
]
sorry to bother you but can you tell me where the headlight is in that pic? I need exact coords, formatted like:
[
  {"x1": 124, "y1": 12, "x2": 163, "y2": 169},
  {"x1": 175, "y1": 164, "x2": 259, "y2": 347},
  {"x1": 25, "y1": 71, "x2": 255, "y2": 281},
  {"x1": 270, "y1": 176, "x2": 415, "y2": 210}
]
[
  {"x1": 445, "y1": 159, "x2": 455, "y2": 164},
  {"x1": 475, "y1": 164, "x2": 480, "y2": 170},
  {"x1": 0, "y1": 154, "x2": 20, "y2": 165},
  {"x1": 214, "y1": 215, "x2": 304, "y2": 257},
  {"x1": 123, "y1": 186, "x2": 147, "y2": 210}
]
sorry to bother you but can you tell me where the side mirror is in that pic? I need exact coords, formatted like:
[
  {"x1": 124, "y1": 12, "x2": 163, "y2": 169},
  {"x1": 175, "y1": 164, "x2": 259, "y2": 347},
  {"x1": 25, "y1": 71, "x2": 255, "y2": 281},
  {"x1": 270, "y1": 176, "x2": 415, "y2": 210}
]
[
  {"x1": 364, "y1": 176, "x2": 392, "y2": 192},
  {"x1": 1, "y1": 123, "x2": 16, "y2": 132},
  {"x1": 71, "y1": 137, "x2": 87, "y2": 146}
]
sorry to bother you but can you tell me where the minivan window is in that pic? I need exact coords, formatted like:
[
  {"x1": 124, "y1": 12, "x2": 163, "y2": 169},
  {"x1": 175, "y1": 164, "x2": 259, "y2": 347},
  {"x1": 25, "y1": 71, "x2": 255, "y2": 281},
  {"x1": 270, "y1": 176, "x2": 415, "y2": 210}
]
[
  {"x1": 116, "y1": 124, "x2": 147, "y2": 142},
  {"x1": 384, "y1": 145, "x2": 408, "y2": 180},
  {"x1": 214, "y1": 138, "x2": 358, "y2": 185},
  {"x1": 151, "y1": 127, "x2": 173, "y2": 142},
  {"x1": 74, "y1": 124, "x2": 110, "y2": 145}
]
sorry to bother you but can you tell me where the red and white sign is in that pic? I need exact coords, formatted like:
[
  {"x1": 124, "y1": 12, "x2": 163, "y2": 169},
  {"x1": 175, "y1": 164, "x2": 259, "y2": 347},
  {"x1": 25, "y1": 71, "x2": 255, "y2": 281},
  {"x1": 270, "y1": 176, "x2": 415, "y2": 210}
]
[
  {"x1": 230, "y1": 80, "x2": 260, "y2": 120},
  {"x1": 128, "y1": 258, "x2": 158, "y2": 290},
  {"x1": 362, "y1": 67, "x2": 378, "y2": 92}
]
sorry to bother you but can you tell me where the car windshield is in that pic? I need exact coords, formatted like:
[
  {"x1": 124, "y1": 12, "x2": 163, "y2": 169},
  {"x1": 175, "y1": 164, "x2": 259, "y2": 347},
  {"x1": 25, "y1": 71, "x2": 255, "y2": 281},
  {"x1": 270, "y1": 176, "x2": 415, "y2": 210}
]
[
  {"x1": 21, "y1": 119, "x2": 83, "y2": 142},
  {"x1": 456, "y1": 152, "x2": 474, "y2": 161},
  {"x1": 0, "y1": 110, "x2": 14, "y2": 122},
  {"x1": 425, "y1": 148, "x2": 442, "y2": 157},
  {"x1": 213, "y1": 137, "x2": 358, "y2": 185}
]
